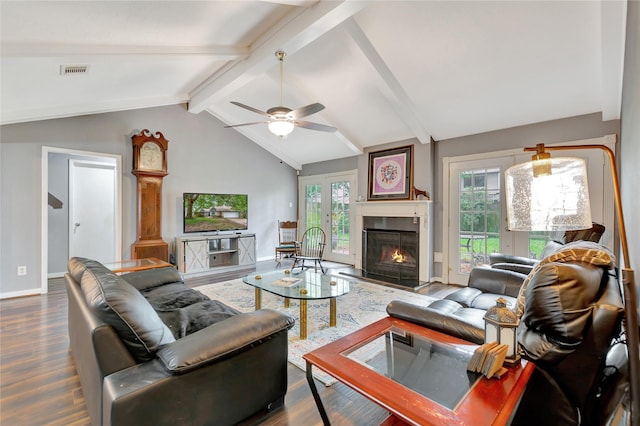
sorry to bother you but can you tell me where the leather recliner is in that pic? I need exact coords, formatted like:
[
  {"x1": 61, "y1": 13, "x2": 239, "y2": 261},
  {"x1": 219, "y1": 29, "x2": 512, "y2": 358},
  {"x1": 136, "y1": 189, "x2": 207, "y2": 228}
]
[
  {"x1": 66, "y1": 257, "x2": 295, "y2": 426},
  {"x1": 489, "y1": 222, "x2": 605, "y2": 275},
  {"x1": 387, "y1": 241, "x2": 628, "y2": 424}
]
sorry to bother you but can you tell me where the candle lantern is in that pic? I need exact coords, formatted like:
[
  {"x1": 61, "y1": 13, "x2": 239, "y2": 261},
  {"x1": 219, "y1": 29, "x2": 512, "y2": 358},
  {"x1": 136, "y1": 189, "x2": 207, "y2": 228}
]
[{"x1": 484, "y1": 297, "x2": 521, "y2": 366}]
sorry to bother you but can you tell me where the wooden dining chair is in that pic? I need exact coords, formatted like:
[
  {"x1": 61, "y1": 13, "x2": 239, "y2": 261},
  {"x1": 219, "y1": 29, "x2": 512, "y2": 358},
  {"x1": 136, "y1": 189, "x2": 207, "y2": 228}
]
[{"x1": 275, "y1": 220, "x2": 298, "y2": 262}]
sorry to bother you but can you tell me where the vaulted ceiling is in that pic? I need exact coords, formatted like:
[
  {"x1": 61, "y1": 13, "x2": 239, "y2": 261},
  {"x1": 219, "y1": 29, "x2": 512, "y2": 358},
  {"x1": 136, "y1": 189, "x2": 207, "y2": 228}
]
[{"x1": 0, "y1": 1, "x2": 627, "y2": 169}]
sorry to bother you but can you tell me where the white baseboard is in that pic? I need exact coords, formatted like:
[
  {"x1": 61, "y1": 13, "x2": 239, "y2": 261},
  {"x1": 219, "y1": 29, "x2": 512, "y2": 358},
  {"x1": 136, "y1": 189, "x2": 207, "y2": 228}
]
[
  {"x1": 0, "y1": 288, "x2": 43, "y2": 299},
  {"x1": 47, "y1": 272, "x2": 65, "y2": 279}
]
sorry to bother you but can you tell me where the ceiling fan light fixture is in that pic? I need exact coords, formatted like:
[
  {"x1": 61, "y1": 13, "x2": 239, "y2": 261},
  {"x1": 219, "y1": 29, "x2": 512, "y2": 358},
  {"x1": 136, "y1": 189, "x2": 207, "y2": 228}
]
[{"x1": 268, "y1": 120, "x2": 294, "y2": 138}]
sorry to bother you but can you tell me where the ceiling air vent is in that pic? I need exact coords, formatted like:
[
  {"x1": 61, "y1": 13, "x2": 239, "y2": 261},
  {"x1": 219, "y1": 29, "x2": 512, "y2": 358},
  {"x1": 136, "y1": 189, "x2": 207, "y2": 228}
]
[{"x1": 60, "y1": 65, "x2": 89, "y2": 76}]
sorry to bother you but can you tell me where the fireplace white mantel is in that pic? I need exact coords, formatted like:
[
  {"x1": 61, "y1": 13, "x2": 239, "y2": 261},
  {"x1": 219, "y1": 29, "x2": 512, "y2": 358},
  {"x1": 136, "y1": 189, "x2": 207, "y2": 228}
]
[{"x1": 354, "y1": 200, "x2": 433, "y2": 282}]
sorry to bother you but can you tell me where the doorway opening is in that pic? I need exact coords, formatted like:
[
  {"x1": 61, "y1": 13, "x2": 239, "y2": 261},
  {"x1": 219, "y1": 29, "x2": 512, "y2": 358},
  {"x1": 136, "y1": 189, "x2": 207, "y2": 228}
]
[{"x1": 41, "y1": 147, "x2": 122, "y2": 293}]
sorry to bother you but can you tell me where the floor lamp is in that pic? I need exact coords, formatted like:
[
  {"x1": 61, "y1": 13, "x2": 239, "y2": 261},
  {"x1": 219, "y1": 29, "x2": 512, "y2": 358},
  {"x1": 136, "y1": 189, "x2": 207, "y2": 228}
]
[{"x1": 505, "y1": 143, "x2": 639, "y2": 426}]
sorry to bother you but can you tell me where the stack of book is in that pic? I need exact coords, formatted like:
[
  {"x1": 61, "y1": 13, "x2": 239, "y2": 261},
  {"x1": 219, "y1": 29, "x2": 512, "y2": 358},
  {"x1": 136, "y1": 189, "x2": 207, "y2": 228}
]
[{"x1": 467, "y1": 342, "x2": 508, "y2": 378}]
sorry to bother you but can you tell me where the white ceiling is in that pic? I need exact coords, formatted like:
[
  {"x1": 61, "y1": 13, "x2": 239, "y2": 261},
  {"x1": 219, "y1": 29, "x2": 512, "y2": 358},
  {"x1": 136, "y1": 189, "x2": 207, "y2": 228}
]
[{"x1": 0, "y1": 1, "x2": 627, "y2": 169}]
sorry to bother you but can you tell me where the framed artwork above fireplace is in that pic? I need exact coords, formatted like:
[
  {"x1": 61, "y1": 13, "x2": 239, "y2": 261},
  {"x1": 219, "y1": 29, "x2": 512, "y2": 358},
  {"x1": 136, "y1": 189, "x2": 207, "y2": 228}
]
[{"x1": 368, "y1": 145, "x2": 414, "y2": 201}]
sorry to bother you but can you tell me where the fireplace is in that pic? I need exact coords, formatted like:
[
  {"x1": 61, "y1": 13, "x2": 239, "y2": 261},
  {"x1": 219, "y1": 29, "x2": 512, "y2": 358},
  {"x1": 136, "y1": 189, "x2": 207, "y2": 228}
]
[
  {"x1": 363, "y1": 217, "x2": 419, "y2": 283},
  {"x1": 350, "y1": 201, "x2": 433, "y2": 289}
]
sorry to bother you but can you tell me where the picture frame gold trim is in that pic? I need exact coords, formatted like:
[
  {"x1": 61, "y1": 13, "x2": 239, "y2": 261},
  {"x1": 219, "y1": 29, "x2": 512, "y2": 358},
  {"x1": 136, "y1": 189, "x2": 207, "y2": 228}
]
[{"x1": 368, "y1": 145, "x2": 414, "y2": 201}]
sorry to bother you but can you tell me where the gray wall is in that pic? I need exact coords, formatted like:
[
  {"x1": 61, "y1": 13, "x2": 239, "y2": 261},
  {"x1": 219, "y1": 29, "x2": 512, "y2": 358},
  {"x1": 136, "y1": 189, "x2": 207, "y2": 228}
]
[
  {"x1": 301, "y1": 137, "x2": 434, "y2": 202},
  {"x1": 301, "y1": 114, "x2": 621, "y2": 278},
  {"x1": 1, "y1": 104, "x2": 298, "y2": 296},
  {"x1": 432, "y1": 113, "x2": 621, "y2": 277},
  {"x1": 621, "y1": 1, "x2": 640, "y2": 280}
]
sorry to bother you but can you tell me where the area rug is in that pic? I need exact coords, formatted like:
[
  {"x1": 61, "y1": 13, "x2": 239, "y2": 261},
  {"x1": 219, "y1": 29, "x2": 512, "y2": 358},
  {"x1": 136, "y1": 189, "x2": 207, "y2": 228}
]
[{"x1": 195, "y1": 276, "x2": 436, "y2": 385}]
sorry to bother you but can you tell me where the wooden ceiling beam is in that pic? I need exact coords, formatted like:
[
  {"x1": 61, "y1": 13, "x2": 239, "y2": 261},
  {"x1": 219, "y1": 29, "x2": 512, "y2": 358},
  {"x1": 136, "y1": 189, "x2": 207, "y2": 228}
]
[
  {"x1": 188, "y1": 1, "x2": 368, "y2": 114},
  {"x1": 1, "y1": 43, "x2": 248, "y2": 59},
  {"x1": 344, "y1": 19, "x2": 431, "y2": 145}
]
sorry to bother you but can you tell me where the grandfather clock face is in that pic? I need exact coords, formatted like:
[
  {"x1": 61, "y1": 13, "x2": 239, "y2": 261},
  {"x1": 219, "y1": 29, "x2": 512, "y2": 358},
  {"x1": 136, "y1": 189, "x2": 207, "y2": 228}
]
[{"x1": 139, "y1": 142, "x2": 164, "y2": 171}]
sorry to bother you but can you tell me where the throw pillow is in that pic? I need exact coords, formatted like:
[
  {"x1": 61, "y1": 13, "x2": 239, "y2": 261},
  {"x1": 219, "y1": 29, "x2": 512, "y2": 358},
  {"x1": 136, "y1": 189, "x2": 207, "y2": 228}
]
[{"x1": 79, "y1": 260, "x2": 175, "y2": 362}]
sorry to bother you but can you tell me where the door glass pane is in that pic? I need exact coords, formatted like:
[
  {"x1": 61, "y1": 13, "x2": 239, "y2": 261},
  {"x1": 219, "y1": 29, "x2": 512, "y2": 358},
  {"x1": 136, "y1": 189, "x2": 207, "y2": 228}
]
[
  {"x1": 305, "y1": 183, "x2": 322, "y2": 229},
  {"x1": 331, "y1": 180, "x2": 350, "y2": 255},
  {"x1": 458, "y1": 168, "x2": 500, "y2": 273},
  {"x1": 528, "y1": 231, "x2": 550, "y2": 259}
]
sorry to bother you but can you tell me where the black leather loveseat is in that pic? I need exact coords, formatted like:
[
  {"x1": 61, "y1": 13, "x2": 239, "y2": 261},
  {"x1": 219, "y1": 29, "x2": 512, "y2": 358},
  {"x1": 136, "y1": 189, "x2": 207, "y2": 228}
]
[
  {"x1": 387, "y1": 265, "x2": 528, "y2": 344},
  {"x1": 66, "y1": 257, "x2": 295, "y2": 426}
]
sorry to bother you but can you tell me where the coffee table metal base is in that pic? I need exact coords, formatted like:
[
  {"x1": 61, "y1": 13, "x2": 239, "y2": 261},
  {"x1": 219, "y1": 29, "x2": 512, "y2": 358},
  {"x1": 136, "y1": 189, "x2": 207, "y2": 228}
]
[{"x1": 253, "y1": 289, "x2": 337, "y2": 340}]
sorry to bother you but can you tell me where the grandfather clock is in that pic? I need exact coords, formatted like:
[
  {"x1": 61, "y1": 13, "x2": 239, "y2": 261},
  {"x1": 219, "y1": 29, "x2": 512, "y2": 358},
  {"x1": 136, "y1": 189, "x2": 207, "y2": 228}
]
[{"x1": 131, "y1": 129, "x2": 169, "y2": 261}]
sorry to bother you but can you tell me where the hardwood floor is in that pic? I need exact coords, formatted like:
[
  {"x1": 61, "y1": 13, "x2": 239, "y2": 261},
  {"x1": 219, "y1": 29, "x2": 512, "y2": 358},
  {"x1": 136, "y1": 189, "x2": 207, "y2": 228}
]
[{"x1": 0, "y1": 260, "x2": 458, "y2": 425}]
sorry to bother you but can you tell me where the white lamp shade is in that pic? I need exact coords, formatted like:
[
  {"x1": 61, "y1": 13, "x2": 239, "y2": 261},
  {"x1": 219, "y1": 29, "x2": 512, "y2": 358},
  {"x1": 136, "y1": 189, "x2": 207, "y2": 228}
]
[
  {"x1": 505, "y1": 157, "x2": 592, "y2": 231},
  {"x1": 268, "y1": 120, "x2": 294, "y2": 137}
]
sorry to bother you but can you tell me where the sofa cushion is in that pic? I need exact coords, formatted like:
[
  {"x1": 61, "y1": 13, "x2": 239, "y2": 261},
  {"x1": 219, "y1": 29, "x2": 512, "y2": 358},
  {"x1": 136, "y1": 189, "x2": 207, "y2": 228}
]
[
  {"x1": 445, "y1": 287, "x2": 482, "y2": 308},
  {"x1": 77, "y1": 260, "x2": 175, "y2": 362},
  {"x1": 68, "y1": 256, "x2": 103, "y2": 282},
  {"x1": 141, "y1": 283, "x2": 209, "y2": 310},
  {"x1": 121, "y1": 267, "x2": 184, "y2": 292},
  {"x1": 157, "y1": 300, "x2": 241, "y2": 339},
  {"x1": 444, "y1": 285, "x2": 516, "y2": 310},
  {"x1": 470, "y1": 293, "x2": 516, "y2": 311}
]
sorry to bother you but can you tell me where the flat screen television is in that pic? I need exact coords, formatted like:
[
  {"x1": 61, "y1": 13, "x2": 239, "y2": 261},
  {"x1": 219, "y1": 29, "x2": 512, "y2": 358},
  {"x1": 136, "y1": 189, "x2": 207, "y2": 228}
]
[{"x1": 183, "y1": 193, "x2": 248, "y2": 234}]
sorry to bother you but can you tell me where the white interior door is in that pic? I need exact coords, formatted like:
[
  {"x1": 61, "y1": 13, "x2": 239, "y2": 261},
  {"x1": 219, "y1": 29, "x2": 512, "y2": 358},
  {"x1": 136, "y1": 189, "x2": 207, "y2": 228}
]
[{"x1": 69, "y1": 159, "x2": 118, "y2": 263}]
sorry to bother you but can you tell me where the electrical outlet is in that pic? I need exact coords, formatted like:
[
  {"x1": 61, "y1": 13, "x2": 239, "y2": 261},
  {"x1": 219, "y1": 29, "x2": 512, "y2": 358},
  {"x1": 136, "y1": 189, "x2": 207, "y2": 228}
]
[{"x1": 17, "y1": 266, "x2": 27, "y2": 276}]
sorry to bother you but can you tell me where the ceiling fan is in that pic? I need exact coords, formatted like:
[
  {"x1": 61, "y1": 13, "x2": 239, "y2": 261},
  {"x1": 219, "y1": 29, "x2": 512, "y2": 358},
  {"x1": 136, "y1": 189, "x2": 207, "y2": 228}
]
[{"x1": 225, "y1": 50, "x2": 337, "y2": 138}]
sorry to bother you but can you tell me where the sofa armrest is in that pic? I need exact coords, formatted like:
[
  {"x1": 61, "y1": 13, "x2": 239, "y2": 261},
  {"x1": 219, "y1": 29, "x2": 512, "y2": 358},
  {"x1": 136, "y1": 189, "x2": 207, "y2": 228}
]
[
  {"x1": 157, "y1": 308, "x2": 294, "y2": 374},
  {"x1": 103, "y1": 330, "x2": 290, "y2": 426},
  {"x1": 387, "y1": 300, "x2": 485, "y2": 344},
  {"x1": 121, "y1": 267, "x2": 183, "y2": 291}
]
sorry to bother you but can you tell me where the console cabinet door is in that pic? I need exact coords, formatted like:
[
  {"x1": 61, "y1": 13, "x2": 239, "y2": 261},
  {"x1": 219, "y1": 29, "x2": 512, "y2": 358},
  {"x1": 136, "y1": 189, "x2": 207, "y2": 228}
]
[
  {"x1": 183, "y1": 239, "x2": 208, "y2": 272},
  {"x1": 238, "y1": 236, "x2": 256, "y2": 266}
]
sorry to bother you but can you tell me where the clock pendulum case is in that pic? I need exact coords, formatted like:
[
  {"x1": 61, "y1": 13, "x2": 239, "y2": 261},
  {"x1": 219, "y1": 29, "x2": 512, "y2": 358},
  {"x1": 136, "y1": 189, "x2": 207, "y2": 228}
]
[{"x1": 131, "y1": 129, "x2": 169, "y2": 261}]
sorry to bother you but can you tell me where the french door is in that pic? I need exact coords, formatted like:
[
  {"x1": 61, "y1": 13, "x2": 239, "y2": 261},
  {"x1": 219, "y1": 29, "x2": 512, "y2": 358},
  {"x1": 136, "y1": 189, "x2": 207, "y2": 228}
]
[
  {"x1": 444, "y1": 137, "x2": 614, "y2": 285},
  {"x1": 447, "y1": 157, "x2": 515, "y2": 285},
  {"x1": 298, "y1": 170, "x2": 357, "y2": 265}
]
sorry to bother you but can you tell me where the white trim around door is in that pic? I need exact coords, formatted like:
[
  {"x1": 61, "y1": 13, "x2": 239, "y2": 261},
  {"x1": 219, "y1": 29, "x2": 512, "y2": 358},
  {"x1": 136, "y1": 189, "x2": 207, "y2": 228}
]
[{"x1": 41, "y1": 146, "x2": 122, "y2": 294}]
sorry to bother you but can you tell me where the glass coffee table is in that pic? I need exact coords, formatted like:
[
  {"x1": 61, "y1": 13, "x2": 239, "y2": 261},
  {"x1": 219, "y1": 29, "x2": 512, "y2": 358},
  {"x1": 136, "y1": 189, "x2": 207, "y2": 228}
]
[
  {"x1": 242, "y1": 270, "x2": 351, "y2": 339},
  {"x1": 304, "y1": 316, "x2": 534, "y2": 425}
]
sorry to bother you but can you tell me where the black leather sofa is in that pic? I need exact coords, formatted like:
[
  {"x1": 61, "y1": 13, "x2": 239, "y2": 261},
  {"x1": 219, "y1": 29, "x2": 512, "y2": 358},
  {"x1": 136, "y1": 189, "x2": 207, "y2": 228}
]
[
  {"x1": 65, "y1": 257, "x2": 295, "y2": 426},
  {"x1": 387, "y1": 241, "x2": 628, "y2": 424},
  {"x1": 387, "y1": 265, "x2": 528, "y2": 344}
]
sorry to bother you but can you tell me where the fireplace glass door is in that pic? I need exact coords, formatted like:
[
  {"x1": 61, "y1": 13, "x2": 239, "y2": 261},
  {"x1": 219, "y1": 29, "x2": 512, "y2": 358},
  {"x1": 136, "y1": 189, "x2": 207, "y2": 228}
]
[{"x1": 363, "y1": 229, "x2": 419, "y2": 282}]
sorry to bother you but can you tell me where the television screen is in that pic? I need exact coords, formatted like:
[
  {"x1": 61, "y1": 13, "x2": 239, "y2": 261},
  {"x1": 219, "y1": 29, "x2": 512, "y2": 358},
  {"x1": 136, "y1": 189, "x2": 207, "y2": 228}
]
[{"x1": 183, "y1": 193, "x2": 248, "y2": 233}]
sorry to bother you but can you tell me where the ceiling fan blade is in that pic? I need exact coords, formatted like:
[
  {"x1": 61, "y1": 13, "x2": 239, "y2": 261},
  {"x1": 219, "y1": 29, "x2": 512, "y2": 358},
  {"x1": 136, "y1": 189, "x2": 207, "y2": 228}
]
[
  {"x1": 288, "y1": 103, "x2": 325, "y2": 119},
  {"x1": 295, "y1": 120, "x2": 337, "y2": 132},
  {"x1": 230, "y1": 101, "x2": 269, "y2": 117},
  {"x1": 224, "y1": 121, "x2": 268, "y2": 128}
]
